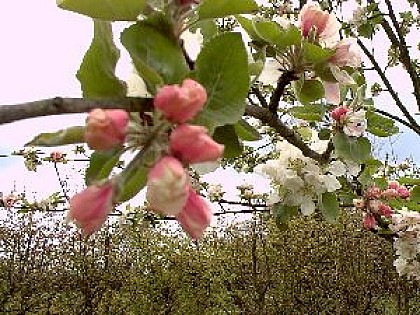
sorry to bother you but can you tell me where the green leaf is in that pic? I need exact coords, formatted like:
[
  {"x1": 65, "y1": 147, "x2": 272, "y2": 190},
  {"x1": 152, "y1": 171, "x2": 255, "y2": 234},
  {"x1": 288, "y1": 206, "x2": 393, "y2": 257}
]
[
  {"x1": 293, "y1": 79, "x2": 325, "y2": 105},
  {"x1": 77, "y1": 21, "x2": 126, "y2": 98},
  {"x1": 289, "y1": 104, "x2": 326, "y2": 122},
  {"x1": 121, "y1": 18, "x2": 189, "y2": 92},
  {"x1": 273, "y1": 203, "x2": 298, "y2": 230},
  {"x1": 295, "y1": 127, "x2": 312, "y2": 141},
  {"x1": 253, "y1": 21, "x2": 301, "y2": 50},
  {"x1": 398, "y1": 177, "x2": 420, "y2": 186},
  {"x1": 357, "y1": 158, "x2": 382, "y2": 187},
  {"x1": 57, "y1": 0, "x2": 147, "y2": 21},
  {"x1": 303, "y1": 42, "x2": 334, "y2": 64},
  {"x1": 25, "y1": 126, "x2": 85, "y2": 147},
  {"x1": 189, "y1": 20, "x2": 219, "y2": 42},
  {"x1": 318, "y1": 128, "x2": 331, "y2": 140},
  {"x1": 332, "y1": 133, "x2": 371, "y2": 163},
  {"x1": 366, "y1": 111, "x2": 399, "y2": 137},
  {"x1": 198, "y1": 0, "x2": 258, "y2": 20},
  {"x1": 411, "y1": 185, "x2": 420, "y2": 203},
  {"x1": 320, "y1": 192, "x2": 339, "y2": 223},
  {"x1": 213, "y1": 125, "x2": 242, "y2": 158},
  {"x1": 85, "y1": 149, "x2": 122, "y2": 185},
  {"x1": 118, "y1": 165, "x2": 148, "y2": 203},
  {"x1": 235, "y1": 15, "x2": 262, "y2": 41},
  {"x1": 194, "y1": 32, "x2": 250, "y2": 132},
  {"x1": 234, "y1": 119, "x2": 261, "y2": 141}
]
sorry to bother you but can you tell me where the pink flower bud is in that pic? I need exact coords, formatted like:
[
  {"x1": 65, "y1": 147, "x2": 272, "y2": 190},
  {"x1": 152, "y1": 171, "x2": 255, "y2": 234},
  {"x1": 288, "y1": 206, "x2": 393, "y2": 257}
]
[
  {"x1": 353, "y1": 198, "x2": 365, "y2": 209},
  {"x1": 397, "y1": 186, "x2": 410, "y2": 199},
  {"x1": 329, "y1": 38, "x2": 361, "y2": 68},
  {"x1": 388, "y1": 181, "x2": 400, "y2": 190},
  {"x1": 68, "y1": 182, "x2": 114, "y2": 236},
  {"x1": 365, "y1": 186, "x2": 381, "y2": 199},
  {"x1": 85, "y1": 109, "x2": 129, "y2": 151},
  {"x1": 176, "y1": 188, "x2": 212, "y2": 239},
  {"x1": 298, "y1": 2, "x2": 339, "y2": 45},
  {"x1": 154, "y1": 79, "x2": 207, "y2": 123},
  {"x1": 50, "y1": 151, "x2": 64, "y2": 162},
  {"x1": 331, "y1": 105, "x2": 349, "y2": 122},
  {"x1": 146, "y1": 156, "x2": 189, "y2": 216},
  {"x1": 378, "y1": 203, "x2": 393, "y2": 218},
  {"x1": 381, "y1": 188, "x2": 399, "y2": 199},
  {"x1": 363, "y1": 214, "x2": 377, "y2": 230},
  {"x1": 170, "y1": 124, "x2": 224, "y2": 164}
]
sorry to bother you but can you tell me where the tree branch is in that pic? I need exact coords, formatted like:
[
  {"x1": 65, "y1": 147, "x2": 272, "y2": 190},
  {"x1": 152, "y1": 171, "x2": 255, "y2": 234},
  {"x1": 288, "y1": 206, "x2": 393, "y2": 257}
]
[
  {"x1": 380, "y1": 1, "x2": 420, "y2": 110},
  {"x1": 268, "y1": 70, "x2": 298, "y2": 114},
  {"x1": 356, "y1": 38, "x2": 420, "y2": 136},
  {"x1": 245, "y1": 104, "x2": 331, "y2": 164},
  {"x1": 0, "y1": 97, "x2": 153, "y2": 125}
]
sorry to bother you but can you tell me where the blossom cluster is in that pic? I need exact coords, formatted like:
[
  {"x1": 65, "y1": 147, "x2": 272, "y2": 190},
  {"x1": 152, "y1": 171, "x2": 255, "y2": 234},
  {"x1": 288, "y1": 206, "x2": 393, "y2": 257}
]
[
  {"x1": 298, "y1": 2, "x2": 361, "y2": 104},
  {"x1": 389, "y1": 210, "x2": 420, "y2": 280},
  {"x1": 354, "y1": 181, "x2": 411, "y2": 230},
  {"x1": 256, "y1": 140, "x2": 343, "y2": 215},
  {"x1": 68, "y1": 79, "x2": 224, "y2": 239}
]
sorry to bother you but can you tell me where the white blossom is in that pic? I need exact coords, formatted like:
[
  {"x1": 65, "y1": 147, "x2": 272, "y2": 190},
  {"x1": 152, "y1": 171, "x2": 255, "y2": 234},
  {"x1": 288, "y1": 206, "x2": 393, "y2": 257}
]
[{"x1": 343, "y1": 109, "x2": 366, "y2": 137}]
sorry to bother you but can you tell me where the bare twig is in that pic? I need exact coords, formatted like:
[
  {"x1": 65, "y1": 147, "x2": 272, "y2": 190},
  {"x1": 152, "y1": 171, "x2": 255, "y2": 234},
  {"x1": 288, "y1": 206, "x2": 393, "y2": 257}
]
[
  {"x1": 0, "y1": 97, "x2": 153, "y2": 125},
  {"x1": 356, "y1": 38, "x2": 420, "y2": 135},
  {"x1": 382, "y1": 0, "x2": 420, "y2": 110},
  {"x1": 245, "y1": 104, "x2": 332, "y2": 164}
]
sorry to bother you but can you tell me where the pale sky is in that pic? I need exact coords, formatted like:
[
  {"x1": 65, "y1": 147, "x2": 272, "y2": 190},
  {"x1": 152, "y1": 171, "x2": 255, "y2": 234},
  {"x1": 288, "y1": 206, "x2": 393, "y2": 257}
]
[{"x1": 0, "y1": 1, "x2": 419, "y2": 202}]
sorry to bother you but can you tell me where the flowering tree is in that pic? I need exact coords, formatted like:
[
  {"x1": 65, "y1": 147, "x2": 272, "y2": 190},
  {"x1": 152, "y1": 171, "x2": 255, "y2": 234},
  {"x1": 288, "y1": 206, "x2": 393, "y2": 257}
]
[{"x1": 1, "y1": 0, "x2": 420, "y2": 279}]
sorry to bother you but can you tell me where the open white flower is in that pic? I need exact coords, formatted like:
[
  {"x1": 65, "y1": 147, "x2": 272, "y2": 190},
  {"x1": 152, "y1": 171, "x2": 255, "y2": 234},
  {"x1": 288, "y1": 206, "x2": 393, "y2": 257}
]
[{"x1": 343, "y1": 109, "x2": 366, "y2": 137}]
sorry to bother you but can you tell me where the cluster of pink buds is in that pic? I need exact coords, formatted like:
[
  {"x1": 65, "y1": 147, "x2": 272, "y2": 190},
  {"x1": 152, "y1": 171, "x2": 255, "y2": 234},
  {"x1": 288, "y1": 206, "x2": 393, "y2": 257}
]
[
  {"x1": 146, "y1": 79, "x2": 224, "y2": 239},
  {"x1": 353, "y1": 181, "x2": 411, "y2": 230},
  {"x1": 50, "y1": 151, "x2": 65, "y2": 163},
  {"x1": 68, "y1": 79, "x2": 222, "y2": 239}
]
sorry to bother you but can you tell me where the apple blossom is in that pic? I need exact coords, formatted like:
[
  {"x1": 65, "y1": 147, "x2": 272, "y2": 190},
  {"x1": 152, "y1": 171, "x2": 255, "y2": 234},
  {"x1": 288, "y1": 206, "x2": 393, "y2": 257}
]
[
  {"x1": 343, "y1": 109, "x2": 366, "y2": 137},
  {"x1": 154, "y1": 79, "x2": 207, "y2": 123},
  {"x1": 398, "y1": 186, "x2": 410, "y2": 199},
  {"x1": 68, "y1": 182, "x2": 114, "y2": 236},
  {"x1": 323, "y1": 81, "x2": 340, "y2": 105},
  {"x1": 365, "y1": 186, "x2": 381, "y2": 199},
  {"x1": 170, "y1": 124, "x2": 224, "y2": 164},
  {"x1": 176, "y1": 189, "x2": 212, "y2": 239},
  {"x1": 331, "y1": 106, "x2": 349, "y2": 123},
  {"x1": 85, "y1": 109, "x2": 129, "y2": 151},
  {"x1": 381, "y1": 188, "x2": 399, "y2": 199},
  {"x1": 298, "y1": 1, "x2": 340, "y2": 46},
  {"x1": 329, "y1": 38, "x2": 361, "y2": 68},
  {"x1": 388, "y1": 181, "x2": 400, "y2": 190},
  {"x1": 146, "y1": 156, "x2": 189, "y2": 216},
  {"x1": 378, "y1": 203, "x2": 393, "y2": 218},
  {"x1": 353, "y1": 198, "x2": 365, "y2": 209}
]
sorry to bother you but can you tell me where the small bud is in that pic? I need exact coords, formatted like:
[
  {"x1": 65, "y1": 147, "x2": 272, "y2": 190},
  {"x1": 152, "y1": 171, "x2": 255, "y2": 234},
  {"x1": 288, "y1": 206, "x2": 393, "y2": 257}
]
[
  {"x1": 85, "y1": 109, "x2": 129, "y2": 151},
  {"x1": 154, "y1": 79, "x2": 207, "y2": 123},
  {"x1": 68, "y1": 182, "x2": 114, "y2": 236},
  {"x1": 170, "y1": 124, "x2": 224, "y2": 164},
  {"x1": 146, "y1": 156, "x2": 190, "y2": 216}
]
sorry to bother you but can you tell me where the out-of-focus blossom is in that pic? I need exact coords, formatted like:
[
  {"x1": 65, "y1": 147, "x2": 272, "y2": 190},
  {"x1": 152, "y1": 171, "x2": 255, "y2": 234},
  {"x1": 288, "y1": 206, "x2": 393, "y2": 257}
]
[
  {"x1": 398, "y1": 186, "x2": 410, "y2": 199},
  {"x1": 176, "y1": 188, "x2": 212, "y2": 239},
  {"x1": 381, "y1": 188, "x2": 399, "y2": 199},
  {"x1": 170, "y1": 124, "x2": 224, "y2": 164},
  {"x1": 329, "y1": 38, "x2": 361, "y2": 68},
  {"x1": 146, "y1": 156, "x2": 189, "y2": 216},
  {"x1": 85, "y1": 109, "x2": 129, "y2": 150},
  {"x1": 298, "y1": 1, "x2": 340, "y2": 46},
  {"x1": 68, "y1": 182, "x2": 114, "y2": 236},
  {"x1": 353, "y1": 198, "x2": 365, "y2": 209},
  {"x1": 154, "y1": 79, "x2": 207, "y2": 123}
]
